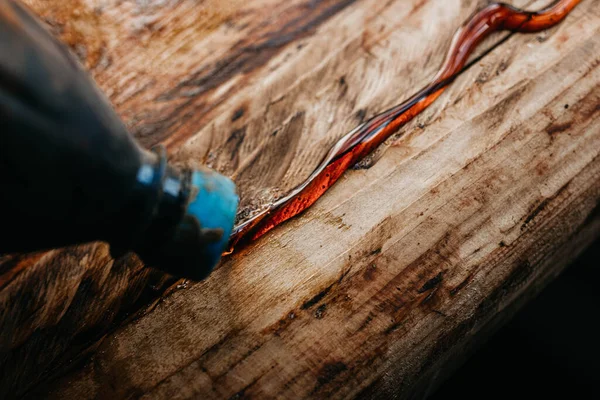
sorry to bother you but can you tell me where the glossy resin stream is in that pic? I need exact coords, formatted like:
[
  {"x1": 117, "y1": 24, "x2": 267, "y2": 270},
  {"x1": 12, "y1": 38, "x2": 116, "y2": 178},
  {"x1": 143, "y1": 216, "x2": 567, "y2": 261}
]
[{"x1": 226, "y1": 0, "x2": 581, "y2": 253}]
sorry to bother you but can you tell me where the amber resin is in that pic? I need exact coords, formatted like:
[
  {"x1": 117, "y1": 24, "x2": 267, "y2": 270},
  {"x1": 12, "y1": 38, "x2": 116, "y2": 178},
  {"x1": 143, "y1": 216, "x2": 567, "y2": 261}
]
[{"x1": 227, "y1": 0, "x2": 581, "y2": 252}]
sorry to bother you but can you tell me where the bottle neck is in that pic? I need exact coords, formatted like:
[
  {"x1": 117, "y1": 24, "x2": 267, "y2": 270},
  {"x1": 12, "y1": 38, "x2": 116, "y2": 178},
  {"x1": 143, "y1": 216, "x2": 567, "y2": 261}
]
[
  {"x1": 107, "y1": 145, "x2": 238, "y2": 280},
  {"x1": 107, "y1": 145, "x2": 191, "y2": 260}
]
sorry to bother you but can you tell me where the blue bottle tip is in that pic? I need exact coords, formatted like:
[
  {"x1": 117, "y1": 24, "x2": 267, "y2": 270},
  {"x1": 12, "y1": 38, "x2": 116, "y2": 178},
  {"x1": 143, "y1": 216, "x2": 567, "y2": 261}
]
[{"x1": 186, "y1": 169, "x2": 239, "y2": 270}]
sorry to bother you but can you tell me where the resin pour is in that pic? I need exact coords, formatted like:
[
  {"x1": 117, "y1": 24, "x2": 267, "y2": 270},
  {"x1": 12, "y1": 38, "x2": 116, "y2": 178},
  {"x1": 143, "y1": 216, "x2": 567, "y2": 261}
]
[{"x1": 227, "y1": 0, "x2": 581, "y2": 253}]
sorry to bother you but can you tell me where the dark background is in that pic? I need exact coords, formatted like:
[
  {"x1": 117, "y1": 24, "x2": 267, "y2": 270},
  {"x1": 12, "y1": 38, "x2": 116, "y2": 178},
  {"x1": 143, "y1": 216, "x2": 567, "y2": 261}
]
[{"x1": 431, "y1": 239, "x2": 600, "y2": 398}]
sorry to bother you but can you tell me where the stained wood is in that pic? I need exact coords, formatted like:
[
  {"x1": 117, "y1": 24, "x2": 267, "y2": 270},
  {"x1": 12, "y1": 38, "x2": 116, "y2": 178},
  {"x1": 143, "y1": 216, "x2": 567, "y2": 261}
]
[{"x1": 0, "y1": 0, "x2": 599, "y2": 398}]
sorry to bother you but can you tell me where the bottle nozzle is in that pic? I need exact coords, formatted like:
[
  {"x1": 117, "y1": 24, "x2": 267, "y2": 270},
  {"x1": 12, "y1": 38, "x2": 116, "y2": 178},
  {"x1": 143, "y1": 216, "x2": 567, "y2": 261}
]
[{"x1": 126, "y1": 147, "x2": 239, "y2": 280}]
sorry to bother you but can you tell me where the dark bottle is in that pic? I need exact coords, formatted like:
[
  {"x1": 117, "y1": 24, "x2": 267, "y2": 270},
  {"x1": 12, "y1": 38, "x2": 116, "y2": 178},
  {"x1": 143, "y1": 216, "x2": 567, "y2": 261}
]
[{"x1": 0, "y1": 0, "x2": 238, "y2": 280}]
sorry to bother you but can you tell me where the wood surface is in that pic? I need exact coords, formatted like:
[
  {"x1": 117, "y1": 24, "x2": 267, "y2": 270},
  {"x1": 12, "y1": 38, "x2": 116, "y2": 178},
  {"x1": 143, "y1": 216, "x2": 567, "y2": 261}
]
[{"x1": 0, "y1": 0, "x2": 599, "y2": 398}]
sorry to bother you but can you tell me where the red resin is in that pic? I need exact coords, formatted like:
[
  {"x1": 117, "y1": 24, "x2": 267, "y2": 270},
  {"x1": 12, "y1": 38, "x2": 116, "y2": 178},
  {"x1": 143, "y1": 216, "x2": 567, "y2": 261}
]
[{"x1": 227, "y1": 0, "x2": 581, "y2": 252}]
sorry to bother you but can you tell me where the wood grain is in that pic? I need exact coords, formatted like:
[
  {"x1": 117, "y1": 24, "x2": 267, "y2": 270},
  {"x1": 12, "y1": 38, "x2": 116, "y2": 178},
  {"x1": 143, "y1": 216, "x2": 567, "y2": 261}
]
[{"x1": 0, "y1": 0, "x2": 598, "y2": 398}]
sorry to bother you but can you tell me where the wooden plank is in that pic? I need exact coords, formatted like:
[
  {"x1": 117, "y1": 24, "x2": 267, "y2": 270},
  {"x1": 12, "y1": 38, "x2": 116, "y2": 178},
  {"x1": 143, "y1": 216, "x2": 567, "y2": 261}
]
[
  {"x1": 2, "y1": 0, "x2": 504, "y2": 395},
  {"x1": 1, "y1": 0, "x2": 599, "y2": 398}
]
